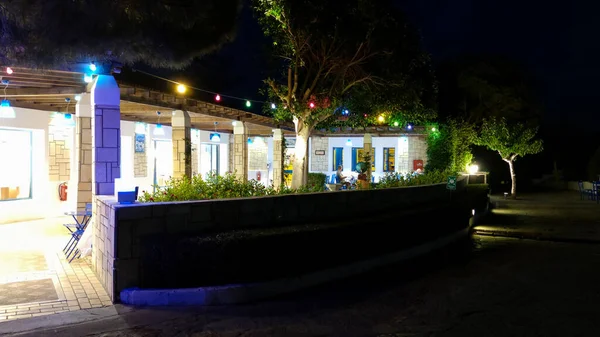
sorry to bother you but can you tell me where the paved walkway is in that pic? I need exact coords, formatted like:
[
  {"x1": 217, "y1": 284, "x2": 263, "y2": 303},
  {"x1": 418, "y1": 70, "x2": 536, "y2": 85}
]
[
  {"x1": 0, "y1": 218, "x2": 112, "y2": 323},
  {"x1": 474, "y1": 190, "x2": 600, "y2": 242}
]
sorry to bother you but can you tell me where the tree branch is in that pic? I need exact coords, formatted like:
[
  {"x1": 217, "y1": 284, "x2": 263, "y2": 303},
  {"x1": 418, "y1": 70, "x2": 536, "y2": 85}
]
[{"x1": 287, "y1": 67, "x2": 292, "y2": 103}]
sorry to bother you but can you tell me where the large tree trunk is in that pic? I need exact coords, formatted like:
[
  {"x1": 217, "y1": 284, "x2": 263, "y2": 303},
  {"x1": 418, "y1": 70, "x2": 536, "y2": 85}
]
[
  {"x1": 507, "y1": 159, "x2": 517, "y2": 198},
  {"x1": 291, "y1": 118, "x2": 311, "y2": 189}
]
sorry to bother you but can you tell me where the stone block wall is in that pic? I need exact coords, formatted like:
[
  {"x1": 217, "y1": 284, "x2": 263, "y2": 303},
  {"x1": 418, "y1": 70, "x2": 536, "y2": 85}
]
[
  {"x1": 228, "y1": 136, "x2": 234, "y2": 174},
  {"x1": 310, "y1": 137, "x2": 328, "y2": 172},
  {"x1": 248, "y1": 142, "x2": 268, "y2": 171},
  {"x1": 172, "y1": 127, "x2": 191, "y2": 178},
  {"x1": 106, "y1": 177, "x2": 468, "y2": 300},
  {"x1": 133, "y1": 136, "x2": 147, "y2": 178},
  {"x1": 408, "y1": 135, "x2": 428, "y2": 171},
  {"x1": 76, "y1": 117, "x2": 93, "y2": 212},
  {"x1": 48, "y1": 130, "x2": 71, "y2": 182},
  {"x1": 191, "y1": 143, "x2": 199, "y2": 176},
  {"x1": 92, "y1": 196, "x2": 117, "y2": 302},
  {"x1": 92, "y1": 106, "x2": 121, "y2": 196}
]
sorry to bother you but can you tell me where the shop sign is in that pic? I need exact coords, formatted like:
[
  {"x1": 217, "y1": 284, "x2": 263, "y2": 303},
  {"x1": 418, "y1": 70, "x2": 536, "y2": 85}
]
[{"x1": 446, "y1": 176, "x2": 457, "y2": 190}]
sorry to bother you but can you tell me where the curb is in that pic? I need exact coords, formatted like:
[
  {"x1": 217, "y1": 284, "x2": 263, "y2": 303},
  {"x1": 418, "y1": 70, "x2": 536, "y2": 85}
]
[
  {"x1": 473, "y1": 229, "x2": 600, "y2": 245},
  {"x1": 121, "y1": 227, "x2": 471, "y2": 306}
]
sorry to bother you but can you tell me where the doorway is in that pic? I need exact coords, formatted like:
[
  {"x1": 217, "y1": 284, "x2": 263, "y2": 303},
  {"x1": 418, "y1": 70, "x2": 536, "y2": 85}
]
[
  {"x1": 200, "y1": 143, "x2": 220, "y2": 177},
  {"x1": 153, "y1": 140, "x2": 173, "y2": 192}
]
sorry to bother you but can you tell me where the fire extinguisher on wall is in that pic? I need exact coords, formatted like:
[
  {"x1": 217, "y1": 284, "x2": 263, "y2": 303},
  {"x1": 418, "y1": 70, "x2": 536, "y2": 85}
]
[
  {"x1": 58, "y1": 182, "x2": 68, "y2": 201},
  {"x1": 257, "y1": 171, "x2": 261, "y2": 181}
]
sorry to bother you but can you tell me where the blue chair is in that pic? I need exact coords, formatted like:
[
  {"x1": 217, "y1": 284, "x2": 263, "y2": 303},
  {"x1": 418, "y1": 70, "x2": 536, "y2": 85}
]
[
  {"x1": 593, "y1": 181, "x2": 600, "y2": 203},
  {"x1": 578, "y1": 181, "x2": 588, "y2": 200}
]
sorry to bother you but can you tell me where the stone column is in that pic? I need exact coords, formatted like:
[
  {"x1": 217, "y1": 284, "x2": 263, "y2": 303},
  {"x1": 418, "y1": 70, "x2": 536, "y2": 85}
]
[
  {"x1": 91, "y1": 75, "x2": 121, "y2": 196},
  {"x1": 172, "y1": 110, "x2": 192, "y2": 178},
  {"x1": 272, "y1": 129, "x2": 283, "y2": 189},
  {"x1": 233, "y1": 122, "x2": 248, "y2": 181},
  {"x1": 72, "y1": 93, "x2": 93, "y2": 213},
  {"x1": 90, "y1": 75, "x2": 121, "y2": 300},
  {"x1": 364, "y1": 133, "x2": 373, "y2": 182}
]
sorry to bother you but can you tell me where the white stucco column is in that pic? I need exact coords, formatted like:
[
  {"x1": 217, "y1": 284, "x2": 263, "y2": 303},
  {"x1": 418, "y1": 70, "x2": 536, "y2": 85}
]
[
  {"x1": 233, "y1": 122, "x2": 248, "y2": 181},
  {"x1": 272, "y1": 129, "x2": 283, "y2": 189},
  {"x1": 171, "y1": 110, "x2": 191, "y2": 178}
]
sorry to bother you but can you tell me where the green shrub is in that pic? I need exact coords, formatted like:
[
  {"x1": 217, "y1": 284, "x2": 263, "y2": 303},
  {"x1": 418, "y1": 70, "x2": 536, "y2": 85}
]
[
  {"x1": 140, "y1": 172, "x2": 324, "y2": 203},
  {"x1": 375, "y1": 169, "x2": 457, "y2": 189},
  {"x1": 426, "y1": 119, "x2": 475, "y2": 172},
  {"x1": 307, "y1": 173, "x2": 327, "y2": 191}
]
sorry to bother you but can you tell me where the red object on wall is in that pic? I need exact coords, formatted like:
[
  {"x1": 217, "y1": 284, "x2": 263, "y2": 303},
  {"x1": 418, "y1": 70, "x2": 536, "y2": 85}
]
[
  {"x1": 413, "y1": 160, "x2": 424, "y2": 171},
  {"x1": 257, "y1": 171, "x2": 261, "y2": 181},
  {"x1": 58, "y1": 182, "x2": 68, "y2": 201}
]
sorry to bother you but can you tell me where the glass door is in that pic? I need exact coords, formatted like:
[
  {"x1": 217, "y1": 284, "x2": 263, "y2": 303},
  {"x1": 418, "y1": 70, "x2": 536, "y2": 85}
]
[
  {"x1": 153, "y1": 140, "x2": 172, "y2": 192},
  {"x1": 200, "y1": 143, "x2": 220, "y2": 177}
]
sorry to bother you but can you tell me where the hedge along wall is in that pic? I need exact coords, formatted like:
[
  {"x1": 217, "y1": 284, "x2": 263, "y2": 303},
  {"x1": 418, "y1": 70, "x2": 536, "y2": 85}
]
[{"x1": 94, "y1": 177, "x2": 472, "y2": 301}]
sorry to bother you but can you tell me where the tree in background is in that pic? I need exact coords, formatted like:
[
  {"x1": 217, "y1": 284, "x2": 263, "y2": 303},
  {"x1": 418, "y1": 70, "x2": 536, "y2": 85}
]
[
  {"x1": 253, "y1": 0, "x2": 436, "y2": 188},
  {"x1": 0, "y1": 0, "x2": 241, "y2": 69},
  {"x1": 476, "y1": 117, "x2": 543, "y2": 198},
  {"x1": 437, "y1": 55, "x2": 541, "y2": 125},
  {"x1": 426, "y1": 119, "x2": 475, "y2": 173}
]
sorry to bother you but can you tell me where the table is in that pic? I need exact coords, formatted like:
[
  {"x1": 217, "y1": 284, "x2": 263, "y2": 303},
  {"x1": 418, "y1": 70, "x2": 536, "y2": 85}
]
[{"x1": 64, "y1": 210, "x2": 92, "y2": 232}]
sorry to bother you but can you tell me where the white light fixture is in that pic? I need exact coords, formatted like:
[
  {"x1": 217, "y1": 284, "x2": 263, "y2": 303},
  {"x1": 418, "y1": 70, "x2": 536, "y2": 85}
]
[
  {"x1": 345, "y1": 139, "x2": 352, "y2": 147},
  {"x1": 84, "y1": 74, "x2": 93, "y2": 83},
  {"x1": 467, "y1": 164, "x2": 479, "y2": 175},
  {"x1": 210, "y1": 133, "x2": 221, "y2": 142},
  {"x1": 0, "y1": 99, "x2": 16, "y2": 118},
  {"x1": 74, "y1": 95, "x2": 82, "y2": 101},
  {"x1": 153, "y1": 124, "x2": 165, "y2": 136},
  {"x1": 135, "y1": 122, "x2": 147, "y2": 134},
  {"x1": 1, "y1": 79, "x2": 16, "y2": 118},
  {"x1": 472, "y1": 209, "x2": 476, "y2": 216},
  {"x1": 153, "y1": 112, "x2": 164, "y2": 136},
  {"x1": 232, "y1": 121, "x2": 237, "y2": 126}
]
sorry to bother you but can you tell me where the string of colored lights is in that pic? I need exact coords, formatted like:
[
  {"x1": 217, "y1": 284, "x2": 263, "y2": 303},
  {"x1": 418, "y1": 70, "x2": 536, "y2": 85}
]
[{"x1": 130, "y1": 68, "x2": 272, "y2": 108}]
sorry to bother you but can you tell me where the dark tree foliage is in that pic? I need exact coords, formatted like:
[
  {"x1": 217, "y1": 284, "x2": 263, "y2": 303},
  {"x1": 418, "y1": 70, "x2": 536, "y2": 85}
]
[
  {"x1": 436, "y1": 54, "x2": 541, "y2": 126},
  {"x1": 0, "y1": 0, "x2": 242, "y2": 69}
]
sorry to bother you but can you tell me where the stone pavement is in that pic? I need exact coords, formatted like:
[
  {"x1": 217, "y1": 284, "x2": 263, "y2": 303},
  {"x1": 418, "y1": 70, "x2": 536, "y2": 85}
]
[
  {"x1": 474, "y1": 190, "x2": 600, "y2": 242},
  {"x1": 0, "y1": 217, "x2": 112, "y2": 323},
  {"x1": 7, "y1": 236, "x2": 600, "y2": 337}
]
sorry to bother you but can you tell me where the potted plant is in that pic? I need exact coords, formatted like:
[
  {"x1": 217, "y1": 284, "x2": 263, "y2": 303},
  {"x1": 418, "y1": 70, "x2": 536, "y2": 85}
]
[{"x1": 355, "y1": 152, "x2": 372, "y2": 189}]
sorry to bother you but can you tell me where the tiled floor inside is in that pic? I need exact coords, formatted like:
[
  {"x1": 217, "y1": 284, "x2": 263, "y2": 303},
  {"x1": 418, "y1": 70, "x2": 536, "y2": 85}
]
[{"x1": 0, "y1": 217, "x2": 112, "y2": 322}]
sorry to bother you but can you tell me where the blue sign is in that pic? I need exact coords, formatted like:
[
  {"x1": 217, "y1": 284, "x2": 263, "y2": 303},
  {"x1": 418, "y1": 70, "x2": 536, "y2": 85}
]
[{"x1": 135, "y1": 134, "x2": 146, "y2": 153}]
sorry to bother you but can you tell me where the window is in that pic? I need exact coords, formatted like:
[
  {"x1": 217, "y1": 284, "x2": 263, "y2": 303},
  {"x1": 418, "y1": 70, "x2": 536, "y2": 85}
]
[
  {"x1": 383, "y1": 148, "x2": 396, "y2": 172},
  {"x1": 0, "y1": 129, "x2": 32, "y2": 201},
  {"x1": 352, "y1": 148, "x2": 375, "y2": 172},
  {"x1": 332, "y1": 147, "x2": 343, "y2": 170}
]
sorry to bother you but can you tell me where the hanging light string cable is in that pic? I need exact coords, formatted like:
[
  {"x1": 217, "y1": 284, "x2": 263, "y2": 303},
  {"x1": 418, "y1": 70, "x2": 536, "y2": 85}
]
[{"x1": 131, "y1": 68, "x2": 268, "y2": 104}]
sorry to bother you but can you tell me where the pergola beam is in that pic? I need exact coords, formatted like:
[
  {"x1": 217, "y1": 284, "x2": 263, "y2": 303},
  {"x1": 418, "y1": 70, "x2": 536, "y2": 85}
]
[{"x1": 2, "y1": 86, "x2": 86, "y2": 96}]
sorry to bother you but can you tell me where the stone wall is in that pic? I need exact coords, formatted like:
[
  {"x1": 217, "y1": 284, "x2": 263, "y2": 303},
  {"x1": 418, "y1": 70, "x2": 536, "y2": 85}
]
[
  {"x1": 107, "y1": 177, "x2": 468, "y2": 300},
  {"x1": 133, "y1": 137, "x2": 147, "y2": 178},
  {"x1": 409, "y1": 135, "x2": 428, "y2": 171},
  {"x1": 248, "y1": 141, "x2": 268, "y2": 171},
  {"x1": 310, "y1": 137, "x2": 328, "y2": 172},
  {"x1": 191, "y1": 143, "x2": 199, "y2": 176},
  {"x1": 92, "y1": 196, "x2": 117, "y2": 302},
  {"x1": 76, "y1": 117, "x2": 93, "y2": 212},
  {"x1": 48, "y1": 127, "x2": 72, "y2": 182}
]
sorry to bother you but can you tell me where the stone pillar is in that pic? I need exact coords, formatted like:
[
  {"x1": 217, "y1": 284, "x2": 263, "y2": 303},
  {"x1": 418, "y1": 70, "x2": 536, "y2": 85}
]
[
  {"x1": 272, "y1": 129, "x2": 283, "y2": 189},
  {"x1": 73, "y1": 93, "x2": 93, "y2": 213},
  {"x1": 228, "y1": 133, "x2": 234, "y2": 173},
  {"x1": 233, "y1": 122, "x2": 248, "y2": 181},
  {"x1": 172, "y1": 110, "x2": 192, "y2": 178},
  {"x1": 364, "y1": 133, "x2": 373, "y2": 182},
  {"x1": 90, "y1": 75, "x2": 121, "y2": 301},
  {"x1": 91, "y1": 76, "x2": 121, "y2": 197}
]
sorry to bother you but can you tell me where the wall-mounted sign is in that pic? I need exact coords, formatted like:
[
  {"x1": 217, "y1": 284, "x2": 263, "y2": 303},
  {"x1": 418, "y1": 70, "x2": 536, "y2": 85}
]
[
  {"x1": 315, "y1": 150, "x2": 325, "y2": 155},
  {"x1": 135, "y1": 134, "x2": 146, "y2": 153}
]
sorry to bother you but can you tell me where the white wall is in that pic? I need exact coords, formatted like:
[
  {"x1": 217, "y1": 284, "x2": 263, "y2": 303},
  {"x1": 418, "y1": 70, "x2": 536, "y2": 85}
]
[
  {"x1": 307, "y1": 135, "x2": 421, "y2": 182},
  {"x1": 0, "y1": 107, "x2": 54, "y2": 223}
]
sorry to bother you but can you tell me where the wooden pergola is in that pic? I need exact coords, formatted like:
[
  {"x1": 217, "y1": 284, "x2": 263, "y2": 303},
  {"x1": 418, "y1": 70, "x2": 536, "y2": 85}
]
[
  {"x1": 1, "y1": 67, "x2": 426, "y2": 138},
  {"x1": 1, "y1": 67, "x2": 295, "y2": 136}
]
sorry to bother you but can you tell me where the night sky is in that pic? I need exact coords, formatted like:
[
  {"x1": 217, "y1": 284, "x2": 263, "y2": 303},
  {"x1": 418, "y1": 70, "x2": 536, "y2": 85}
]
[
  {"x1": 171, "y1": 0, "x2": 599, "y2": 133},
  {"x1": 131, "y1": 0, "x2": 600, "y2": 144}
]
